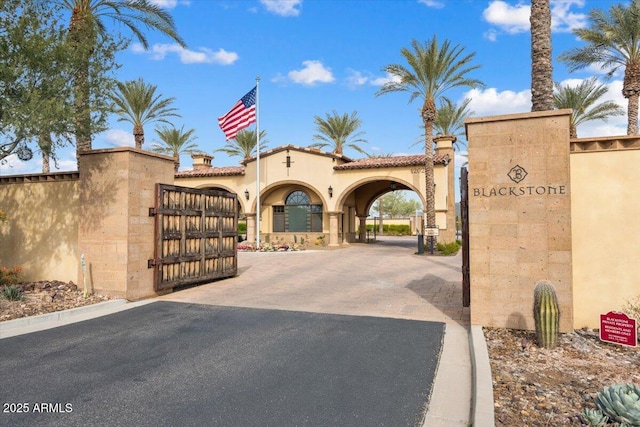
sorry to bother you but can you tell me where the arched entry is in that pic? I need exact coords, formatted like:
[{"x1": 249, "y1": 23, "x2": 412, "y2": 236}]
[{"x1": 273, "y1": 190, "x2": 323, "y2": 233}]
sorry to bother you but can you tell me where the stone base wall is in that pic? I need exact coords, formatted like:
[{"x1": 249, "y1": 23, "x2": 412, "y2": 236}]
[
  {"x1": 77, "y1": 148, "x2": 175, "y2": 300},
  {"x1": 466, "y1": 110, "x2": 574, "y2": 333}
]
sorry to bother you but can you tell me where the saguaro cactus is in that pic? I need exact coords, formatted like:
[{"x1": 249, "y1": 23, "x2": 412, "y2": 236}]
[{"x1": 533, "y1": 280, "x2": 560, "y2": 349}]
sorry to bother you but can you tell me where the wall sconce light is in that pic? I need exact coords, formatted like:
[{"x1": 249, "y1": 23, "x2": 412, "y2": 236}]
[
  {"x1": 328, "y1": 186, "x2": 333, "y2": 198},
  {"x1": 390, "y1": 182, "x2": 397, "y2": 191},
  {"x1": 244, "y1": 189, "x2": 249, "y2": 200}
]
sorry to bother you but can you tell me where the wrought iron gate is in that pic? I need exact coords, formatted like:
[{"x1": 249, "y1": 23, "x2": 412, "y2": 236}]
[
  {"x1": 461, "y1": 167, "x2": 470, "y2": 307},
  {"x1": 148, "y1": 184, "x2": 238, "y2": 291}
]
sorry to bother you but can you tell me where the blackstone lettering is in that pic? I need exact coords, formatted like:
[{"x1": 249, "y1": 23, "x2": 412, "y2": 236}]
[{"x1": 472, "y1": 185, "x2": 566, "y2": 197}]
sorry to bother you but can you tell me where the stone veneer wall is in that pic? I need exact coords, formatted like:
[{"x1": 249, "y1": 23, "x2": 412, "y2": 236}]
[
  {"x1": 77, "y1": 148, "x2": 175, "y2": 300},
  {"x1": 465, "y1": 110, "x2": 574, "y2": 332}
]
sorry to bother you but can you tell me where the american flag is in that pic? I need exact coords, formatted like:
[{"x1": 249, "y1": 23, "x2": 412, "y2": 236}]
[{"x1": 218, "y1": 86, "x2": 257, "y2": 140}]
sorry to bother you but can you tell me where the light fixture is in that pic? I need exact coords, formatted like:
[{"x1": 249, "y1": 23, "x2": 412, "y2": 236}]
[
  {"x1": 328, "y1": 186, "x2": 333, "y2": 198},
  {"x1": 244, "y1": 189, "x2": 249, "y2": 200},
  {"x1": 390, "y1": 182, "x2": 397, "y2": 191}
]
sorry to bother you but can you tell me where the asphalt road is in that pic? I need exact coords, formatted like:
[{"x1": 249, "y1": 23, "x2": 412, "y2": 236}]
[{"x1": 1, "y1": 301, "x2": 444, "y2": 427}]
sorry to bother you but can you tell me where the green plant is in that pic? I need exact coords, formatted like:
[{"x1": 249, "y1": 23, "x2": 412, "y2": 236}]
[
  {"x1": 581, "y1": 408, "x2": 609, "y2": 427},
  {"x1": 533, "y1": 280, "x2": 560, "y2": 349},
  {"x1": 595, "y1": 383, "x2": 640, "y2": 426},
  {"x1": 0, "y1": 266, "x2": 22, "y2": 286},
  {"x1": 237, "y1": 222, "x2": 247, "y2": 234},
  {"x1": 623, "y1": 296, "x2": 640, "y2": 331},
  {"x1": 436, "y1": 241, "x2": 460, "y2": 255},
  {"x1": 1, "y1": 285, "x2": 23, "y2": 301}
]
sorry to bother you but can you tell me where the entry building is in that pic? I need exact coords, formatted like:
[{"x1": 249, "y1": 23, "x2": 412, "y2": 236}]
[{"x1": 175, "y1": 136, "x2": 458, "y2": 246}]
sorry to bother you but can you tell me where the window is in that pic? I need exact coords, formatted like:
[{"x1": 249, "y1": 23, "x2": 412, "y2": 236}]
[{"x1": 272, "y1": 191, "x2": 323, "y2": 232}]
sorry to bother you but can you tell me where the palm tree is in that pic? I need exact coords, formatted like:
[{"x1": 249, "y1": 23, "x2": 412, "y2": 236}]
[
  {"x1": 215, "y1": 129, "x2": 268, "y2": 160},
  {"x1": 433, "y1": 97, "x2": 473, "y2": 150},
  {"x1": 559, "y1": 0, "x2": 640, "y2": 135},
  {"x1": 150, "y1": 125, "x2": 198, "y2": 172},
  {"x1": 553, "y1": 78, "x2": 624, "y2": 139},
  {"x1": 530, "y1": 0, "x2": 554, "y2": 111},
  {"x1": 110, "y1": 78, "x2": 180, "y2": 148},
  {"x1": 60, "y1": 0, "x2": 186, "y2": 153},
  {"x1": 376, "y1": 37, "x2": 483, "y2": 240},
  {"x1": 310, "y1": 110, "x2": 368, "y2": 155}
]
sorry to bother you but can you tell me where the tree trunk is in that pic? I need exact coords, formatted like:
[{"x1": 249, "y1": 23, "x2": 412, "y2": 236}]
[
  {"x1": 530, "y1": 0, "x2": 554, "y2": 112},
  {"x1": 134, "y1": 123, "x2": 144, "y2": 148},
  {"x1": 623, "y1": 61, "x2": 640, "y2": 135},
  {"x1": 379, "y1": 196, "x2": 384, "y2": 235},
  {"x1": 421, "y1": 98, "x2": 437, "y2": 241},
  {"x1": 69, "y1": 7, "x2": 94, "y2": 163},
  {"x1": 174, "y1": 156, "x2": 180, "y2": 172},
  {"x1": 39, "y1": 133, "x2": 52, "y2": 173},
  {"x1": 569, "y1": 124, "x2": 577, "y2": 139}
]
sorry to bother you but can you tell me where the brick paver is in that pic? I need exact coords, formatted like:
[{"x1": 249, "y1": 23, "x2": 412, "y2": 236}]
[{"x1": 160, "y1": 236, "x2": 469, "y2": 325}]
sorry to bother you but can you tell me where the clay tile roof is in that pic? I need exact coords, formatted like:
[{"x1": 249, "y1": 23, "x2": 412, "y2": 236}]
[
  {"x1": 175, "y1": 166, "x2": 245, "y2": 178},
  {"x1": 241, "y1": 144, "x2": 352, "y2": 164},
  {"x1": 333, "y1": 154, "x2": 450, "y2": 170}
]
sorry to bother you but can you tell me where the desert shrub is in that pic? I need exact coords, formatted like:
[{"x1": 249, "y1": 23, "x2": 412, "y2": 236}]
[
  {"x1": 0, "y1": 266, "x2": 22, "y2": 286},
  {"x1": 436, "y1": 241, "x2": 460, "y2": 255},
  {"x1": 1, "y1": 285, "x2": 23, "y2": 301},
  {"x1": 623, "y1": 296, "x2": 640, "y2": 331}
]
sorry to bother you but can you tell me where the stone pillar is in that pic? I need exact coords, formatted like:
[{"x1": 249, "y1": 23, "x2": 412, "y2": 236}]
[
  {"x1": 328, "y1": 211, "x2": 340, "y2": 247},
  {"x1": 77, "y1": 148, "x2": 175, "y2": 300},
  {"x1": 465, "y1": 110, "x2": 573, "y2": 332},
  {"x1": 358, "y1": 216, "x2": 367, "y2": 242},
  {"x1": 435, "y1": 135, "x2": 457, "y2": 242},
  {"x1": 246, "y1": 213, "x2": 256, "y2": 245}
]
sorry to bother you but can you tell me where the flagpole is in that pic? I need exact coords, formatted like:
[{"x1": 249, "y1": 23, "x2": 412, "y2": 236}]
[{"x1": 255, "y1": 76, "x2": 261, "y2": 249}]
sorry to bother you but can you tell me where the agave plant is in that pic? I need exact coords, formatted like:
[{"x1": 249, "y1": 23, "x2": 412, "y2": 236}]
[
  {"x1": 581, "y1": 408, "x2": 609, "y2": 427},
  {"x1": 595, "y1": 383, "x2": 640, "y2": 426}
]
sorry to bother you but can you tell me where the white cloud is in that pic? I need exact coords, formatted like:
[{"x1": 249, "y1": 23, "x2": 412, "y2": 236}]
[
  {"x1": 103, "y1": 129, "x2": 135, "y2": 148},
  {"x1": 483, "y1": 29, "x2": 498, "y2": 42},
  {"x1": 345, "y1": 69, "x2": 369, "y2": 89},
  {"x1": 418, "y1": 0, "x2": 444, "y2": 9},
  {"x1": 260, "y1": 0, "x2": 302, "y2": 17},
  {"x1": 483, "y1": 1, "x2": 530, "y2": 34},
  {"x1": 482, "y1": 0, "x2": 586, "y2": 38},
  {"x1": 464, "y1": 87, "x2": 531, "y2": 116},
  {"x1": 287, "y1": 60, "x2": 334, "y2": 86},
  {"x1": 551, "y1": 0, "x2": 587, "y2": 32},
  {"x1": 369, "y1": 72, "x2": 401, "y2": 87},
  {"x1": 131, "y1": 43, "x2": 239, "y2": 65},
  {"x1": 149, "y1": 0, "x2": 190, "y2": 9}
]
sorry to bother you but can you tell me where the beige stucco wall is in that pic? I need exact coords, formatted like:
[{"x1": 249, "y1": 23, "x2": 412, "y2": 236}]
[
  {"x1": 466, "y1": 110, "x2": 574, "y2": 332},
  {"x1": 176, "y1": 145, "x2": 456, "y2": 243},
  {"x1": 570, "y1": 145, "x2": 640, "y2": 328},
  {"x1": 0, "y1": 173, "x2": 79, "y2": 283}
]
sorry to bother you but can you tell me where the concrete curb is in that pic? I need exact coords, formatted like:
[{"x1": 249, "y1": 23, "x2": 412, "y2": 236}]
[
  {"x1": 470, "y1": 325, "x2": 495, "y2": 426},
  {"x1": 0, "y1": 299, "x2": 153, "y2": 339}
]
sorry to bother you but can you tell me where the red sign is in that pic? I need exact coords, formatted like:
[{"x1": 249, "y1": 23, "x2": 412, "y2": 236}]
[{"x1": 600, "y1": 311, "x2": 637, "y2": 347}]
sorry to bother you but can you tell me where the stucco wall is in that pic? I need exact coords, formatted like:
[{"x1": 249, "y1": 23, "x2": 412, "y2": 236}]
[
  {"x1": 570, "y1": 146, "x2": 640, "y2": 328},
  {"x1": 0, "y1": 173, "x2": 79, "y2": 283}
]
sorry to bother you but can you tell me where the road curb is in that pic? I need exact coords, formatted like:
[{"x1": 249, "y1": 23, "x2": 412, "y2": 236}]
[
  {"x1": 470, "y1": 325, "x2": 495, "y2": 426},
  {"x1": 0, "y1": 299, "x2": 154, "y2": 339}
]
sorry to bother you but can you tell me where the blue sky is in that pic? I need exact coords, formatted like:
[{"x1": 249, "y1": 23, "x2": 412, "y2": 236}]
[{"x1": 0, "y1": 0, "x2": 628, "y2": 178}]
